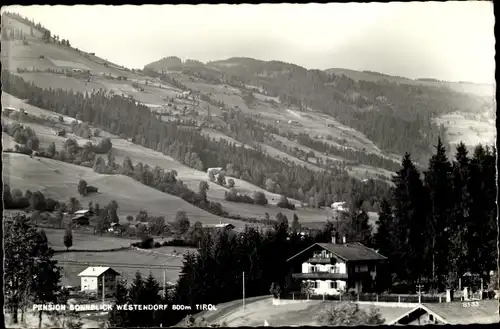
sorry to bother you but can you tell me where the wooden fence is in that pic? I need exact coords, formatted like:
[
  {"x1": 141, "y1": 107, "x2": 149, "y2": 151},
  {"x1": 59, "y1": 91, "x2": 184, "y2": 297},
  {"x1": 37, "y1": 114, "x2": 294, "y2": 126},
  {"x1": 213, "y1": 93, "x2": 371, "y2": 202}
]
[{"x1": 282, "y1": 292, "x2": 446, "y2": 303}]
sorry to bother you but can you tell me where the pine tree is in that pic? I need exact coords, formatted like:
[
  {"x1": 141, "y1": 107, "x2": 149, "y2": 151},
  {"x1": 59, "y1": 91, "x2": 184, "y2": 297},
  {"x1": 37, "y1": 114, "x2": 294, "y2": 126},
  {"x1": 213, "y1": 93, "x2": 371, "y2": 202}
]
[
  {"x1": 32, "y1": 229, "x2": 62, "y2": 328},
  {"x1": 449, "y1": 143, "x2": 471, "y2": 279},
  {"x1": 142, "y1": 273, "x2": 162, "y2": 326},
  {"x1": 373, "y1": 199, "x2": 393, "y2": 257},
  {"x1": 391, "y1": 153, "x2": 428, "y2": 286},
  {"x1": 63, "y1": 224, "x2": 73, "y2": 250},
  {"x1": 108, "y1": 279, "x2": 129, "y2": 327},
  {"x1": 291, "y1": 213, "x2": 301, "y2": 234},
  {"x1": 424, "y1": 138, "x2": 453, "y2": 290},
  {"x1": 468, "y1": 145, "x2": 497, "y2": 276},
  {"x1": 127, "y1": 272, "x2": 145, "y2": 327}
]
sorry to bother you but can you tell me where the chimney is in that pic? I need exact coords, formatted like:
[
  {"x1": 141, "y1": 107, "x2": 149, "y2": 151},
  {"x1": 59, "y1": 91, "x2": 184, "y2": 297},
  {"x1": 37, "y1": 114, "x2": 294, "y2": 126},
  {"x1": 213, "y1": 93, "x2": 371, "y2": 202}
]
[{"x1": 342, "y1": 236, "x2": 347, "y2": 244}]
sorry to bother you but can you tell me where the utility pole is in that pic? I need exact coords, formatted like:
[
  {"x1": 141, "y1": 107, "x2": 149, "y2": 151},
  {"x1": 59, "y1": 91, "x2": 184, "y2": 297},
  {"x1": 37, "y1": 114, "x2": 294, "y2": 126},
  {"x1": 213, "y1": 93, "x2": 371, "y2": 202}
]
[
  {"x1": 242, "y1": 271, "x2": 245, "y2": 311},
  {"x1": 102, "y1": 275, "x2": 105, "y2": 304},
  {"x1": 163, "y1": 270, "x2": 166, "y2": 298},
  {"x1": 416, "y1": 284, "x2": 424, "y2": 304}
]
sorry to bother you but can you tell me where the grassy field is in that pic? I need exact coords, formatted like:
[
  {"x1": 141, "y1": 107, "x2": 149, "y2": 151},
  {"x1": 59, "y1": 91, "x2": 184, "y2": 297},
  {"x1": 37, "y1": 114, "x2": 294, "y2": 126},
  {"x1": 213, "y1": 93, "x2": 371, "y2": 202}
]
[
  {"x1": 1, "y1": 37, "x2": 142, "y2": 78},
  {"x1": 434, "y1": 111, "x2": 496, "y2": 147},
  {"x1": 3, "y1": 106, "x2": 329, "y2": 227},
  {"x1": 44, "y1": 228, "x2": 139, "y2": 251},
  {"x1": 53, "y1": 248, "x2": 185, "y2": 287},
  {"x1": 191, "y1": 297, "x2": 412, "y2": 326},
  {"x1": 2, "y1": 152, "x2": 239, "y2": 227},
  {"x1": 18, "y1": 72, "x2": 107, "y2": 93},
  {"x1": 3, "y1": 92, "x2": 356, "y2": 230}
]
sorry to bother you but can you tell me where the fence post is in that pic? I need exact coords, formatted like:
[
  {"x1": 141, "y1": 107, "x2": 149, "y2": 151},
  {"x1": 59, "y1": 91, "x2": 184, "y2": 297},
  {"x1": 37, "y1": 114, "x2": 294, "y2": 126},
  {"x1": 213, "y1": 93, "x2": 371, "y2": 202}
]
[
  {"x1": 357, "y1": 294, "x2": 360, "y2": 302},
  {"x1": 398, "y1": 295, "x2": 401, "y2": 303},
  {"x1": 292, "y1": 292, "x2": 294, "y2": 300},
  {"x1": 439, "y1": 296, "x2": 442, "y2": 303},
  {"x1": 323, "y1": 293, "x2": 325, "y2": 301},
  {"x1": 376, "y1": 294, "x2": 379, "y2": 302}
]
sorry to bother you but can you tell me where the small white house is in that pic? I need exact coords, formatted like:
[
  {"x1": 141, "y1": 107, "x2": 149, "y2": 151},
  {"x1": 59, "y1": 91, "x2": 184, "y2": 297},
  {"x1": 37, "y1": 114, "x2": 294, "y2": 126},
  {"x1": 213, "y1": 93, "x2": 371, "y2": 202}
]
[
  {"x1": 331, "y1": 202, "x2": 348, "y2": 212},
  {"x1": 78, "y1": 267, "x2": 120, "y2": 297}
]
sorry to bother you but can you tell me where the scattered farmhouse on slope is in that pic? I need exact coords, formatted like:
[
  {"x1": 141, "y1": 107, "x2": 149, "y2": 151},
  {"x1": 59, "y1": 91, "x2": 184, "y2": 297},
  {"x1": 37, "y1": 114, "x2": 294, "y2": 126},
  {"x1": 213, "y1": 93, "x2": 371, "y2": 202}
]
[
  {"x1": 331, "y1": 201, "x2": 348, "y2": 213},
  {"x1": 71, "y1": 209, "x2": 92, "y2": 226},
  {"x1": 286, "y1": 235, "x2": 387, "y2": 295},
  {"x1": 203, "y1": 221, "x2": 236, "y2": 231},
  {"x1": 78, "y1": 266, "x2": 120, "y2": 297}
]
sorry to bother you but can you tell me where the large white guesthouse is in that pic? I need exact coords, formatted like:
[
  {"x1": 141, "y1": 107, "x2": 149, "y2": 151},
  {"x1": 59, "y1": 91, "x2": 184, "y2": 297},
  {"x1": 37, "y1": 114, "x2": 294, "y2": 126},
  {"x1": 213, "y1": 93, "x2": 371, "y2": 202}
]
[{"x1": 286, "y1": 235, "x2": 387, "y2": 295}]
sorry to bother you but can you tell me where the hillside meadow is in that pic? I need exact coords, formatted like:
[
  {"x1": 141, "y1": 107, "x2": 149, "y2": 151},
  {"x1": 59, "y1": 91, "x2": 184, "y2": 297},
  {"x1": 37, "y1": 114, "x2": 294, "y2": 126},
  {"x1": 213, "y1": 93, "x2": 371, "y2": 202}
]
[
  {"x1": 44, "y1": 228, "x2": 139, "y2": 251},
  {"x1": 2, "y1": 152, "x2": 237, "y2": 227},
  {"x1": 53, "y1": 249, "x2": 186, "y2": 288},
  {"x1": 2, "y1": 111, "x2": 340, "y2": 228}
]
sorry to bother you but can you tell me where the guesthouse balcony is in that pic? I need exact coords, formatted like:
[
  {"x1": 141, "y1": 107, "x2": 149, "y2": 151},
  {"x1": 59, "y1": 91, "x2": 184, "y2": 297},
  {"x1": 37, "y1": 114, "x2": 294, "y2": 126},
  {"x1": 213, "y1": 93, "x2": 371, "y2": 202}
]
[
  {"x1": 292, "y1": 272, "x2": 348, "y2": 280},
  {"x1": 307, "y1": 257, "x2": 335, "y2": 264}
]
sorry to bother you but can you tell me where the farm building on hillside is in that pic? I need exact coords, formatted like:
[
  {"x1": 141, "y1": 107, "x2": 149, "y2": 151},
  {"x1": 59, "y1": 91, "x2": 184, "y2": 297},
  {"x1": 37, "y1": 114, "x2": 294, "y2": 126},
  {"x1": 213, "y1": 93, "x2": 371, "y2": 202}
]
[
  {"x1": 285, "y1": 235, "x2": 388, "y2": 296},
  {"x1": 331, "y1": 202, "x2": 348, "y2": 212},
  {"x1": 78, "y1": 267, "x2": 120, "y2": 297},
  {"x1": 108, "y1": 222, "x2": 125, "y2": 234},
  {"x1": 389, "y1": 300, "x2": 498, "y2": 325},
  {"x1": 72, "y1": 209, "x2": 92, "y2": 226},
  {"x1": 49, "y1": 59, "x2": 90, "y2": 71},
  {"x1": 203, "y1": 222, "x2": 235, "y2": 231},
  {"x1": 2, "y1": 107, "x2": 19, "y2": 115},
  {"x1": 54, "y1": 128, "x2": 66, "y2": 137}
]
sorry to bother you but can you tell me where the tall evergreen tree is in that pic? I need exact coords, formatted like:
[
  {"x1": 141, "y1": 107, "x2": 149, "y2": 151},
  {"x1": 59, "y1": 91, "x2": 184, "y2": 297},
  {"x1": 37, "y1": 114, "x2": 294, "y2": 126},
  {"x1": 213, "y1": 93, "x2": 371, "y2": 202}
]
[
  {"x1": 449, "y1": 143, "x2": 471, "y2": 279},
  {"x1": 127, "y1": 272, "x2": 145, "y2": 327},
  {"x1": 467, "y1": 145, "x2": 497, "y2": 277},
  {"x1": 391, "y1": 153, "x2": 428, "y2": 286},
  {"x1": 373, "y1": 199, "x2": 394, "y2": 258},
  {"x1": 108, "y1": 279, "x2": 129, "y2": 327},
  {"x1": 291, "y1": 213, "x2": 301, "y2": 234},
  {"x1": 424, "y1": 138, "x2": 453, "y2": 290}
]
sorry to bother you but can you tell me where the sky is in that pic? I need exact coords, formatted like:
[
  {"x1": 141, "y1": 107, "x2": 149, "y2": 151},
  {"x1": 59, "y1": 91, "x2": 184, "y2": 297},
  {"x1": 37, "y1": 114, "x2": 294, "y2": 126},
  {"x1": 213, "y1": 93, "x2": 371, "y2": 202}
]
[{"x1": 5, "y1": 2, "x2": 496, "y2": 84}]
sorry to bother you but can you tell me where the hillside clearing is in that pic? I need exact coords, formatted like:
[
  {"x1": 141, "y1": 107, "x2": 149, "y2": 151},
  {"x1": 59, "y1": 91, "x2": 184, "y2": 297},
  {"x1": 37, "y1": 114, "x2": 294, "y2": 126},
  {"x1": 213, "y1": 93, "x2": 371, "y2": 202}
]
[
  {"x1": 44, "y1": 228, "x2": 139, "y2": 251},
  {"x1": 2, "y1": 152, "x2": 237, "y2": 227},
  {"x1": 434, "y1": 111, "x2": 496, "y2": 147},
  {"x1": 18, "y1": 72, "x2": 106, "y2": 93}
]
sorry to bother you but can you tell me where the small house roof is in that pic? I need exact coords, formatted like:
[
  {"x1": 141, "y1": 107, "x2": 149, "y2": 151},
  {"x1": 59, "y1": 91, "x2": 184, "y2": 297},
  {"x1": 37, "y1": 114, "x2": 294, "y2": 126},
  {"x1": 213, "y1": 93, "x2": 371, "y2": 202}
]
[
  {"x1": 389, "y1": 301, "x2": 498, "y2": 325},
  {"x1": 74, "y1": 210, "x2": 90, "y2": 215},
  {"x1": 287, "y1": 242, "x2": 387, "y2": 262},
  {"x1": 203, "y1": 223, "x2": 234, "y2": 228},
  {"x1": 78, "y1": 267, "x2": 120, "y2": 277}
]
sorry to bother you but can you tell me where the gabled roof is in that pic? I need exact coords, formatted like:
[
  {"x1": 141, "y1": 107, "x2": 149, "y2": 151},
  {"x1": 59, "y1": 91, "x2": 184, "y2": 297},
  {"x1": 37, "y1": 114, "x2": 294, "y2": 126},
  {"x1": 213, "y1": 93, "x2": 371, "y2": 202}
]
[
  {"x1": 74, "y1": 209, "x2": 91, "y2": 215},
  {"x1": 389, "y1": 301, "x2": 498, "y2": 325},
  {"x1": 78, "y1": 267, "x2": 120, "y2": 277},
  {"x1": 203, "y1": 223, "x2": 235, "y2": 228},
  {"x1": 287, "y1": 242, "x2": 387, "y2": 262}
]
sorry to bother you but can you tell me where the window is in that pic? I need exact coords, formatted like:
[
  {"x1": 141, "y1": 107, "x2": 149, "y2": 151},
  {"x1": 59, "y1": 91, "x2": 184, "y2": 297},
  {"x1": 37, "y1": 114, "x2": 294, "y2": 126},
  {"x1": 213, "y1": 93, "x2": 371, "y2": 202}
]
[
  {"x1": 311, "y1": 266, "x2": 317, "y2": 272},
  {"x1": 329, "y1": 281, "x2": 338, "y2": 289},
  {"x1": 313, "y1": 281, "x2": 319, "y2": 289}
]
